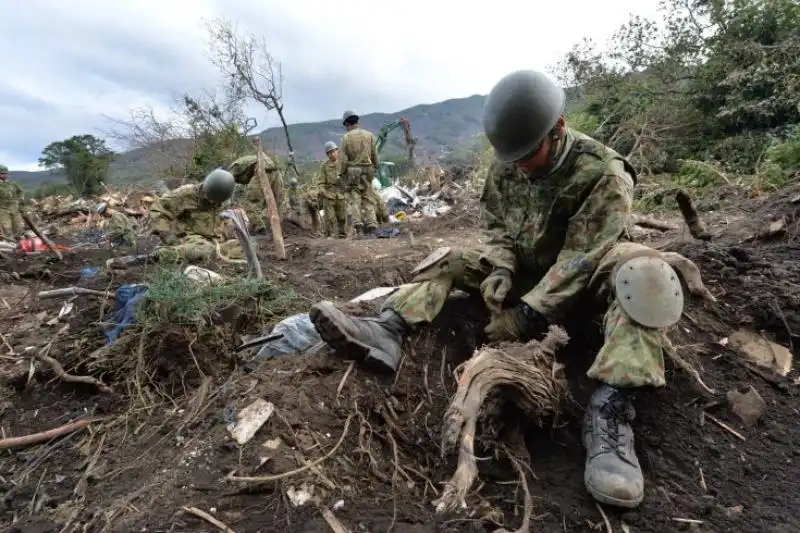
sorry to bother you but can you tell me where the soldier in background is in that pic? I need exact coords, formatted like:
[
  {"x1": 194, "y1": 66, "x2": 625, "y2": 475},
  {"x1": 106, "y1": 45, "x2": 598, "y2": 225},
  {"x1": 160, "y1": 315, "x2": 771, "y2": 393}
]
[
  {"x1": 0, "y1": 164, "x2": 25, "y2": 239},
  {"x1": 317, "y1": 141, "x2": 348, "y2": 238},
  {"x1": 339, "y1": 110, "x2": 379, "y2": 236},
  {"x1": 95, "y1": 202, "x2": 137, "y2": 247}
]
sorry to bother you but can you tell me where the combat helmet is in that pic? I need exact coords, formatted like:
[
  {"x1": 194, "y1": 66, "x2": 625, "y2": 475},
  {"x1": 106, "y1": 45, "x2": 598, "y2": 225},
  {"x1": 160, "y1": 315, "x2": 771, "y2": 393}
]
[
  {"x1": 202, "y1": 168, "x2": 235, "y2": 203},
  {"x1": 342, "y1": 110, "x2": 358, "y2": 125},
  {"x1": 0, "y1": 164, "x2": 8, "y2": 173},
  {"x1": 289, "y1": 177, "x2": 299, "y2": 187},
  {"x1": 482, "y1": 70, "x2": 566, "y2": 163},
  {"x1": 325, "y1": 141, "x2": 338, "y2": 153}
]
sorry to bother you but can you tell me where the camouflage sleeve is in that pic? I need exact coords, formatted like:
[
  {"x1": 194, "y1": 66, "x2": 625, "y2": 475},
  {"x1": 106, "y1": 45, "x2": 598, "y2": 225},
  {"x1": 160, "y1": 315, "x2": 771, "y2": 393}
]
[
  {"x1": 15, "y1": 183, "x2": 24, "y2": 202},
  {"x1": 371, "y1": 134, "x2": 380, "y2": 171},
  {"x1": 521, "y1": 159, "x2": 635, "y2": 320},
  {"x1": 478, "y1": 160, "x2": 516, "y2": 273},
  {"x1": 339, "y1": 135, "x2": 349, "y2": 177}
]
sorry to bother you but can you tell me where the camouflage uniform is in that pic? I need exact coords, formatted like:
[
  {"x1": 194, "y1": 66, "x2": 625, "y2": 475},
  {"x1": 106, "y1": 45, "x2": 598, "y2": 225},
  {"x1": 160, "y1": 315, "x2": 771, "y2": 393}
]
[
  {"x1": 317, "y1": 159, "x2": 347, "y2": 237},
  {"x1": 0, "y1": 165, "x2": 24, "y2": 239},
  {"x1": 105, "y1": 210, "x2": 137, "y2": 247},
  {"x1": 340, "y1": 127, "x2": 379, "y2": 231},
  {"x1": 148, "y1": 183, "x2": 243, "y2": 263},
  {"x1": 301, "y1": 183, "x2": 323, "y2": 236},
  {"x1": 229, "y1": 154, "x2": 284, "y2": 233},
  {"x1": 385, "y1": 129, "x2": 666, "y2": 388}
]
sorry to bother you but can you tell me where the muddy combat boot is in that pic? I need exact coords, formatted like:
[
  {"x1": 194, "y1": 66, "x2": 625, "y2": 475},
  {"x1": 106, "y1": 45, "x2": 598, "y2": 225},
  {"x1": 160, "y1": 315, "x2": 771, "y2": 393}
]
[
  {"x1": 310, "y1": 301, "x2": 408, "y2": 374},
  {"x1": 583, "y1": 384, "x2": 644, "y2": 508}
]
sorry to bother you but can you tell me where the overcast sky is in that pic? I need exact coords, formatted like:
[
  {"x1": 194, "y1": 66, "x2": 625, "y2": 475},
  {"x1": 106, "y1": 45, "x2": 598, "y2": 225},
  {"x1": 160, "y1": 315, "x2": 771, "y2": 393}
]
[{"x1": 0, "y1": 0, "x2": 661, "y2": 171}]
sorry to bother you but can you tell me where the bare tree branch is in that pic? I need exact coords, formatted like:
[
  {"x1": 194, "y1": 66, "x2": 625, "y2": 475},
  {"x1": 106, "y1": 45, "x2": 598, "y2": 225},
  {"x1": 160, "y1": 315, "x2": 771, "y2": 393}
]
[{"x1": 206, "y1": 18, "x2": 300, "y2": 177}]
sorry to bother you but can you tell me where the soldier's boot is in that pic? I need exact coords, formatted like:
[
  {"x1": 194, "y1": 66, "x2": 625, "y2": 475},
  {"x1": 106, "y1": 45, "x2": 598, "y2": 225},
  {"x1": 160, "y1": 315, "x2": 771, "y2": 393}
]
[
  {"x1": 583, "y1": 384, "x2": 644, "y2": 508},
  {"x1": 352, "y1": 223, "x2": 363, "y2": 238},
  {"x1": 310, "y1": 301, "x2": 408, "y2": 374}
]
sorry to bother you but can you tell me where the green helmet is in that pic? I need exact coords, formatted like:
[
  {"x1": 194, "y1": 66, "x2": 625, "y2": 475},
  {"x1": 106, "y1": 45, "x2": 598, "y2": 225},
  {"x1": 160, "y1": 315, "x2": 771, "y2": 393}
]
[
  {"x1": 325, "y1": 141, "x2": 338, "y2": 153},
  {"x1": 202, "y1": 168, "x2": 235, "y2": 203},
  {"x1": 482, "y1": 70, "x2": 566, "y2": 163},
  {"x1": 342, "y1": 110, "x2": 358, "y2": 125},
  {"x1": 95, "y1": 202, "x2": 109, "y2": 214},
  {"x1": 0, "y1": 164, "x2": 8, "y2": 173},
  {"x1": 289, "y1": 177, "x2": 299, "y2": 187}
]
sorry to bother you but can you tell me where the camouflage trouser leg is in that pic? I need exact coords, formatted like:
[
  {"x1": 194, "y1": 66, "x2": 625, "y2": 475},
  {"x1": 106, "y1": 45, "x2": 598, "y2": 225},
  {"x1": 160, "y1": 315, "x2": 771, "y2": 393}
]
[
  {"x1": 322, "y1": 196, "x2": 346, "y2": 237},
  {"x1": 359, "y1": 188, "x2": 378, "y2": 230},
  {"x1": 387, "y1": 243, "x2": 668, "y2": 389},
  {"x1": 384, "y1": 247, "x2": 493, "y2": 323},
  {"x1": 152, "y1": 234, "x2": 217, "y2": 263},
  {"x1": 583, "y1": 242, "x2": 668, "y2": 389},
  {"x1": 345, "y1": 189, "x2": 362, "y2": 230},
  {"x1": 0, "y1": 209, "x2": 23, "y2": 238},
  {"x1": 371, "y1": 188, "x2": 389, "y2": 224}
]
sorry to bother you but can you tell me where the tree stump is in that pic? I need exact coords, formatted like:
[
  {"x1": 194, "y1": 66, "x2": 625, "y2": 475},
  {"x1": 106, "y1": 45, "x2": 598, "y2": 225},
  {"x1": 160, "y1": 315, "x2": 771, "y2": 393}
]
[{"x1": 434, "y1": 325, "x2": 571, "y2": 514}]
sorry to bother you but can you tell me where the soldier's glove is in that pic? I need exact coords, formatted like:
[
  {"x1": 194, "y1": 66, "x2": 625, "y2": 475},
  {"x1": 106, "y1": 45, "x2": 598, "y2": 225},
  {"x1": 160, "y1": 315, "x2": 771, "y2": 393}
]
[
  {"x1": 480, "y1": 267, "x2": 513, "y2": 315},
  {"x1": 484, "y1": 303, "x2": 547, "y2": 343}
]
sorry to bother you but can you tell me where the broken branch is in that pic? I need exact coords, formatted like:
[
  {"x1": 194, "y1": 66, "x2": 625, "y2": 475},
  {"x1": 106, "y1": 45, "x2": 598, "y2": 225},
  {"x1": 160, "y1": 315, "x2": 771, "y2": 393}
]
[
  {"x1": 21, "y1": 212, "x2": 63, "y2": 260},
  {"x1": 35, "y1": 352, "x2": 113, "y2": 393},
  {"x1": 182, "y1": 506, "x2": 237, "y2": 533},
  {"x1": 0, "y1": 418, "x2": 96, "y2": 449},
  {"x1": 38, "y1": 287, "x2": 112, "y2": 299}
]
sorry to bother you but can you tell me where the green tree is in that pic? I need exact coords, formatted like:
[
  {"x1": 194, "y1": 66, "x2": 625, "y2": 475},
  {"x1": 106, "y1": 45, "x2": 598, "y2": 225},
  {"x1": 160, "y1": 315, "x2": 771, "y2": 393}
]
[
  {"x1": 183, "y1": 94, "x2": 255, "y2": 182},
  {"x1": 38, "y1": 134, "x2": 114, "y2": 196}
]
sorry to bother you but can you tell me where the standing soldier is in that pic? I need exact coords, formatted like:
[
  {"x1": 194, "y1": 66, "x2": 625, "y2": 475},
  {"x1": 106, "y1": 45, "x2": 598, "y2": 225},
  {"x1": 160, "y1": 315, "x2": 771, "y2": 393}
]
[
  {"x1": 228, "y1": 153, "x2": 284, "y2": 234},
  {"x1": 339, "y1": 110, "x2": 379, "y2": 236},
  {"x1": 0, "y1": 164, "x2": 25, "y2": 239},
  {"x1": 318, "y1": 141, "x2": 348, "y2": 238}
]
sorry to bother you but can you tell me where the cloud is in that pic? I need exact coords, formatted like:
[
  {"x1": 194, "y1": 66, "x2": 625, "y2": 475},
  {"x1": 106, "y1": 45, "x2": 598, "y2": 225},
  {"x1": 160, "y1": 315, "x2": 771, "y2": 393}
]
[{"x1": 0, "y1": 0, "x2": 661, "y2": 170}]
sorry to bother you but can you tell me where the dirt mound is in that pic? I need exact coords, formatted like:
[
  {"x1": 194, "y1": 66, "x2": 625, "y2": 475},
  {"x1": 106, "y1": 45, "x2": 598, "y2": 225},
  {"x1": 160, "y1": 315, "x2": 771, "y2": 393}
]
[{"x1": 2, "y1": 183, "x2": 800, "y2": 532}]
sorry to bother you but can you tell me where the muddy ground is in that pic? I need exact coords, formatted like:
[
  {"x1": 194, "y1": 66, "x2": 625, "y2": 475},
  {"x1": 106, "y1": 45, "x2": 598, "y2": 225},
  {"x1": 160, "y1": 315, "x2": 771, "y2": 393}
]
[{"x1": 1, "y1": 181, "x2": 799, "y2": 533}]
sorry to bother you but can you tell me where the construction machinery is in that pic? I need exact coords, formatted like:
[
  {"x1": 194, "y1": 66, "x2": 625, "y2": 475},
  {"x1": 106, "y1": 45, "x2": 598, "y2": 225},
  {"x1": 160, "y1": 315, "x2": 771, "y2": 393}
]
[{"x1": 375, "y1": 118, "x2": 416, "y2": 187}]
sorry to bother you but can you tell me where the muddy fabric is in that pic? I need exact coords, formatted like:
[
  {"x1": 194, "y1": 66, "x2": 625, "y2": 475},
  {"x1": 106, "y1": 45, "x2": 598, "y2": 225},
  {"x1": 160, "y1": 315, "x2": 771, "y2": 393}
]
[
  {"x1": 302, "y1": 184, "x2": 323, "y2": 235},
  {"x1": 229, "y1": 154, "x2": 285, "y2": 232},
  {"x1": 370, "y1": 186, "x2": 389, "y2": 224},
  {"x1": 340, "y1": 127, "x2": 379, "y2": 229},
  {"x1": 105, "y1": 210, "x2": 137, "y2": 246},
  {"x1": 384, "y1": 129, "x2": 692, "y2": 389},
  {"x1": 151, "y1": 234, "x2": 244, "y2": 263},
  {"x1": 317, "y1": 159, "x2": 347, "y2": 236}
]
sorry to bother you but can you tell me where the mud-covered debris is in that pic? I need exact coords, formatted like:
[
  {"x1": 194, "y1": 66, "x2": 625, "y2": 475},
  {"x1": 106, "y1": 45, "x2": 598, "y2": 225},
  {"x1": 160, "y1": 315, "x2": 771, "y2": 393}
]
[
  {"x1": 727, "y1": 386, "x2": 767, "y2": 426},
  {"x1": 286, "y1": 483, "x2": 314, "y2": 507},
  {"x1": 728, "y1": 329, "x2": 793, "y2": 376},
  {"x1": 227, "y1": 399, "x2": 275, "y2": 445}
]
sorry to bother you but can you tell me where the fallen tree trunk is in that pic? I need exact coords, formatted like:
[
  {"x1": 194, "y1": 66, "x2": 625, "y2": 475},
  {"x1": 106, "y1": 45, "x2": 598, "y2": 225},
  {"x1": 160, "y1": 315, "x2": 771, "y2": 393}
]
[{"x1": 434, "y1": 326, "x2": 571, "y2": 514}]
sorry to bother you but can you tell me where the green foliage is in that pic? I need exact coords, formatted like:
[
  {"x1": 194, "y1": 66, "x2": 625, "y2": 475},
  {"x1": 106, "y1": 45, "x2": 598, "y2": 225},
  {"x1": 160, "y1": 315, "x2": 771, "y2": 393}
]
[
  {"x1": 183, "y1": 95, "x2": 253, "y2": 182},
  {"x1": 566, "y1": 112, "x2": 602, "y2": 136},
  {"x1": 143, "y1": 270, "x2": 306, "y2": 326},
  {"x1": 764, "y1": 125, "x2": 800, "y2": 173},
  {"x1": 552, "y1": 0, "x2": 800, "y2": 176},
  {"x1": 707, "y1": 134, "x2": 770, "y2": 173},
  {"x1": 38, "y1": 134, "x2": 114, "y2": 196},
  {"x1": 674, "y1": 160, "x2": 727, "y2": 189}
]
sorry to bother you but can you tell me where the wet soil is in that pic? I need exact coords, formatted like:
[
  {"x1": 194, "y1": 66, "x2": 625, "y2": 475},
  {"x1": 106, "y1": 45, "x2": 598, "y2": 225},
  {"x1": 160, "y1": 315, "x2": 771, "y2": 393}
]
[{"x1": 1, "y1": 182, "x2": 800, "y2": 533}]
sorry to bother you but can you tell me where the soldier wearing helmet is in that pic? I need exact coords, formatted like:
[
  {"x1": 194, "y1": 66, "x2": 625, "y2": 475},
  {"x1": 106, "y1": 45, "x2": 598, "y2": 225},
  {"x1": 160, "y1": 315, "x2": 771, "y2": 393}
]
[
  {"x1": 339, "y1": 110, "x2": 380, "y2": 236},
  {"x1": 315, "y1": 141, "x2": 347, "y2": 238},
  {"x1": 95, "y1": 202, "x2": 136, "y2": 247},
  {"x1": 142, "y1": 168, "x2": 245, "y2": 263},
  {"x1": 307, "y1": 70, "x2": 710, "y2": 510},
  {"x1": 0, "y1": 164, "x2": 25, "y2": 239}
]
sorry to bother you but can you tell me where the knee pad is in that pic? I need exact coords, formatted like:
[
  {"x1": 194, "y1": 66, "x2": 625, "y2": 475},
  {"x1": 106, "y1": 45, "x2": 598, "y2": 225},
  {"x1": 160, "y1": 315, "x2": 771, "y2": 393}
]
[{"x1": 614, "y1": 255, "x2": 684, "y2": 328}]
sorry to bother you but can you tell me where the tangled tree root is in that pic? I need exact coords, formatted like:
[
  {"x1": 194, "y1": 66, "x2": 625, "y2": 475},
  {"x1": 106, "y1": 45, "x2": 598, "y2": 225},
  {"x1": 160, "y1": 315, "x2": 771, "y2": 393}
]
[{"x1": 434, "y1": 325, "x2": 571, "y2": 514}]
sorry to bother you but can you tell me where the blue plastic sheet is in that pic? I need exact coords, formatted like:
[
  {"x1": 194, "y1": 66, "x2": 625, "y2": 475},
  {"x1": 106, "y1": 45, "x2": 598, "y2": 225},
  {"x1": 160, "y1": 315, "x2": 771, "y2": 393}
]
[{"x1": 104, "y1": 283, "x2": 149, "y2": 344}]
